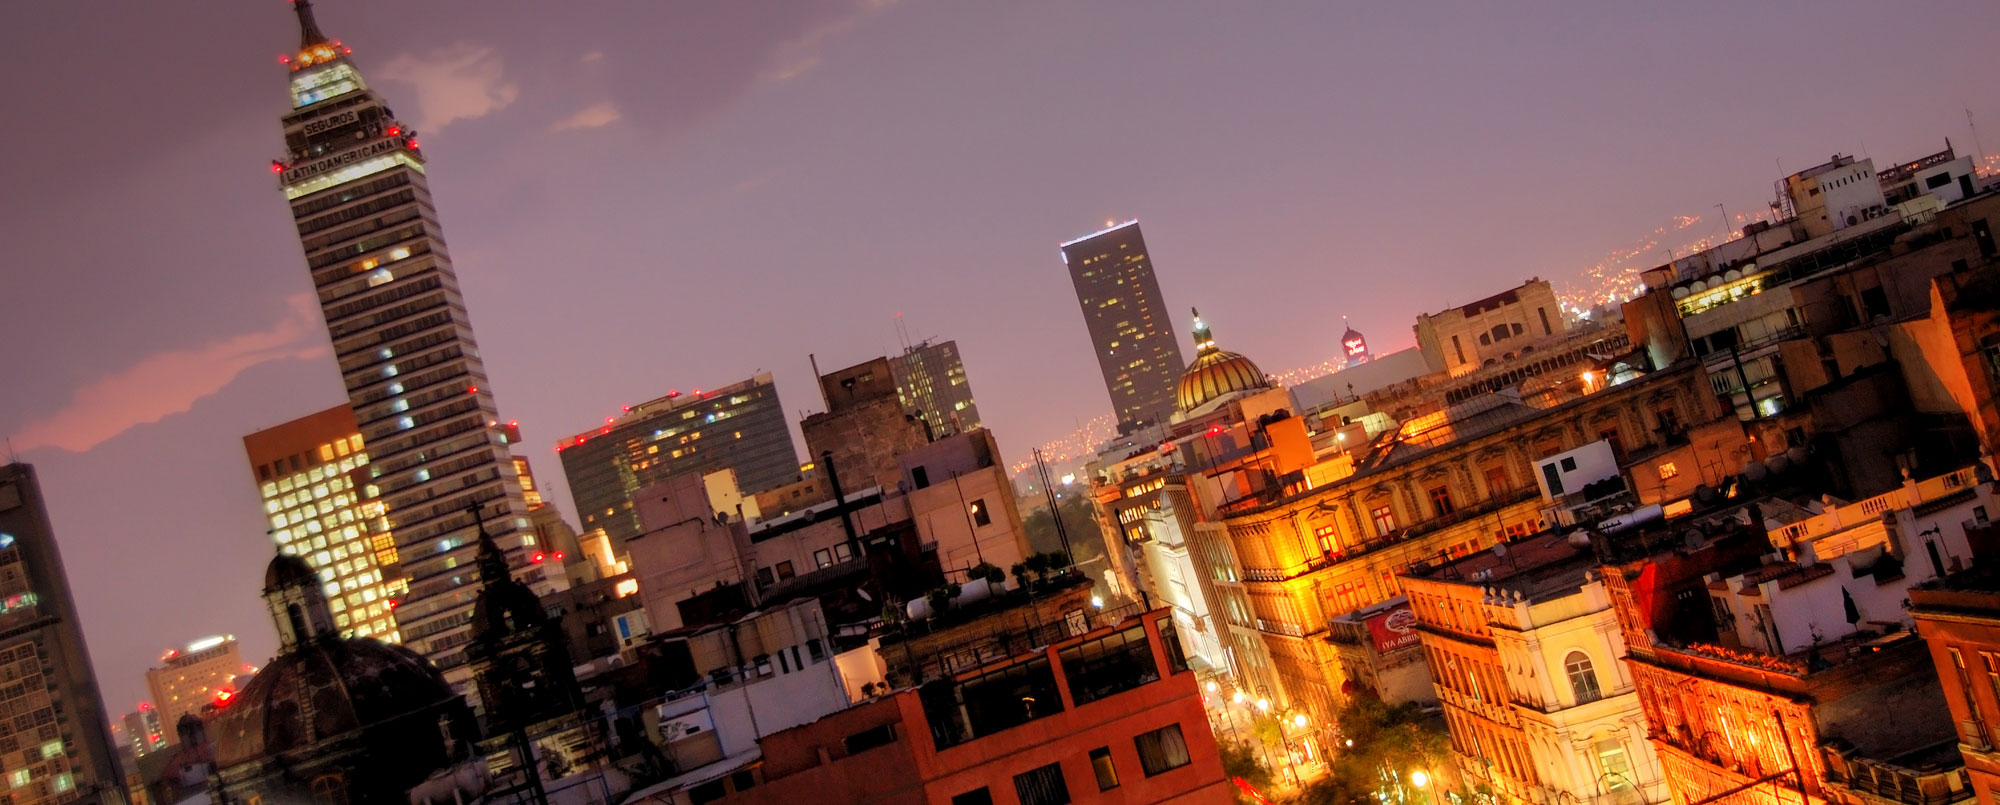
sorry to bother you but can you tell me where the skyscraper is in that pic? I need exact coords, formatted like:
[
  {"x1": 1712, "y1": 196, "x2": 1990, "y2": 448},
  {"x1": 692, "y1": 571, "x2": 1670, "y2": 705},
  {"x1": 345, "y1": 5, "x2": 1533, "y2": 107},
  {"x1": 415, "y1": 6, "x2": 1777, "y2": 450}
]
[
  {"x1": 0, "y1": 463, "x2": 126, "y2": 802},
  {"x1": 243, "y1": 404, "x2": 402, "y2": 643},
  {"x1": 1061, "y1": 220, "x2": 1187, "y2": 433},
  {"x1": 558, "y1": 372, "x2": 800, "y2": 548},
  {"x1": 892, "y1": 339, "x2": 982, "y2": 437},
  {"x1": 271, "y1": 0, "x2": 550, "y2": 676}
]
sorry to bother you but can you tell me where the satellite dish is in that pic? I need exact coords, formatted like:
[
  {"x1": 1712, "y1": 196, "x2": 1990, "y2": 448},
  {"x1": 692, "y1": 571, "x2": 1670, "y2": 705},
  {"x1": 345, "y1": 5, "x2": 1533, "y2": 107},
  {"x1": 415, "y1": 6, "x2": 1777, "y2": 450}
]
[{"x1": 1683, "y1": 529, "x2": 1707, "y2": 550}]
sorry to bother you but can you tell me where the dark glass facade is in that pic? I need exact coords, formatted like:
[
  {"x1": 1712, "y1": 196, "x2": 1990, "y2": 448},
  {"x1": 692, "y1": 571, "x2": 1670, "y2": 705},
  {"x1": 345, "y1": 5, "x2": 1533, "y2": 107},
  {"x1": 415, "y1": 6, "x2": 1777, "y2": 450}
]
[
  {"x1": 1062, "y1": 222, "x2": 1186, "y2": 433},
  {"x1": 559, "y1": 373, "x2": 800, "y2": 548}
]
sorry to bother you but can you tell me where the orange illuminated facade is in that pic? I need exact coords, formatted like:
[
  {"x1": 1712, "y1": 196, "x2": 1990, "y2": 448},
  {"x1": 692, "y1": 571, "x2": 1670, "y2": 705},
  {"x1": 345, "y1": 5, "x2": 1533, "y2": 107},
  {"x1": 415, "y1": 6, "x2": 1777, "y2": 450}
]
[
  {"x1": 1912, "y1": 568, "x2": 2000, "y2": 803},
  {"x1": 711, "y1": 609, "x2": 1231, "y2": 804},
  {"x1": 243, "y1": 404, "x2": 403, "y2": 642},
  {"x1": 1217, "y1": 358, "x2": 1724, "y2": 749}
]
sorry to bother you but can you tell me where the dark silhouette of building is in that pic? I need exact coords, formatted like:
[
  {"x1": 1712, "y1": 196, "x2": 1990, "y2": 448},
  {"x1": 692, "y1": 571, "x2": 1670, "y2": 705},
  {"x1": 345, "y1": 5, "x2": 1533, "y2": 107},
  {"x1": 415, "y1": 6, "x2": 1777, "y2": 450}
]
[
  {"x1": 467, "y1": 517, "x2": 582, "y2": 728},
  {"x1": 209, "y1": 553, "x2": 478, "y2": 803},
  {"x1": 1062, "y1": 221, "x2": 1188, "y2": 434}
]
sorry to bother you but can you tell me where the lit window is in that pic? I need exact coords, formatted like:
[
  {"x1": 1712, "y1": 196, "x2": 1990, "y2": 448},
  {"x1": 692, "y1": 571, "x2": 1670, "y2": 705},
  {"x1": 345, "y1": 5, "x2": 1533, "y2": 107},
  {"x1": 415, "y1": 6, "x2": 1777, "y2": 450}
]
[
  {"x1": 1658, "y1": 463, "x2": 1680, "y2": 481},
  {"x1": 367, "y1": 268, "x2": 394, "y2": 287},
  {"x1": 614, "y1": 579, "x2": 639, "y2": 598},
  {"x1": 389, "y1": 247, "x2": 411, "y2": 260},
  {"x1": 397, "y1": 416, "x2": 414, "y2": 430}
]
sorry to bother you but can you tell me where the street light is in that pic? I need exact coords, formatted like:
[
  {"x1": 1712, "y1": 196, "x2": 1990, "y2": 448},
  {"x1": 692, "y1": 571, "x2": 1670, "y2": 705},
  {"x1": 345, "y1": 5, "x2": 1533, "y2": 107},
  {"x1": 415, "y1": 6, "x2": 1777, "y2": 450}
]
[
  {"x1": 1410, "y1": 770, "x2": 1429, "y2": 788},
  {"x1": 1292, "y1": 713, "x2": 1308, "y2": 729},
  {"x1": 1206, "y1": 680, "x2": 1219, "y2": 693},
  {"x1": 1232, "y1": 690, "x2": 1246, "y2": 704},
  {"x1": 1255, "y1": 698, "x2": 1271, "y2": 713}
]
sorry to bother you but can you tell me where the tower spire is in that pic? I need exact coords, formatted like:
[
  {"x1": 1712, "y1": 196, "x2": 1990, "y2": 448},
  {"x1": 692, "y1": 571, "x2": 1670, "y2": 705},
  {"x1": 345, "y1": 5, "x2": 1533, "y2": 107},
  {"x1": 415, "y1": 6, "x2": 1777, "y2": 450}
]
[
  {"x1": 1191, "y1": 307, "x2": 1217, "y2": 354},
  {"x1": 293, "y1": 0, "x2": 330, "y2": 49}
]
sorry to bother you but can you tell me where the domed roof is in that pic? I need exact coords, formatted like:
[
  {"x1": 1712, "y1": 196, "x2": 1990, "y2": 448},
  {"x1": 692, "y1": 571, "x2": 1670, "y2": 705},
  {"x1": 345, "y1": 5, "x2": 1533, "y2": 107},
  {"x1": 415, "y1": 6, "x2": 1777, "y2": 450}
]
[
  {"x1": 264, "y1": 553, "x2": 318, "y2": 593},
  {"x1": 210, "y1": 637, "x2": 453, "y2": 769},
  {"x1": 1176, "y1": 309, "x2": 1272, "y2": 414}
]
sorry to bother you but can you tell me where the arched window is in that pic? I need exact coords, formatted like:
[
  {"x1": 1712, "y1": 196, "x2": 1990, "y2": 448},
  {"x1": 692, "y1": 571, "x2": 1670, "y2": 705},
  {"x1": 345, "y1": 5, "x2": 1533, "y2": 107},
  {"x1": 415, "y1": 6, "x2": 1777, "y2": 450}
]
[
  {"x1": 312, "y1": 774, "x2": 348, "y2": 805},
  {"x1": 1479, "y1": 333, "x2": 1491, "y2": 346},
  {"x1": 1566, "y1": 651, "x2": 1602, "y2": 703},
  {"x1": 1491, "y1": 325, "x2": 1509, "y2": 342}
]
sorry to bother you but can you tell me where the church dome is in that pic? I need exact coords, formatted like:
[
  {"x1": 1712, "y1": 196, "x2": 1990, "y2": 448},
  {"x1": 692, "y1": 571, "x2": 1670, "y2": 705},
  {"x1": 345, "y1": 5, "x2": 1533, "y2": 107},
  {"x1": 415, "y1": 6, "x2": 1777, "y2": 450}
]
[
  {"x1": 209, "y1": 637, "x2": 453, "y2": 769},
  {"x1": 1176, "y1": 309, "x2": 1272, "y2": 414},
  {"x1": 263, "y1": 552, "x2": 318, "y2": 593}
]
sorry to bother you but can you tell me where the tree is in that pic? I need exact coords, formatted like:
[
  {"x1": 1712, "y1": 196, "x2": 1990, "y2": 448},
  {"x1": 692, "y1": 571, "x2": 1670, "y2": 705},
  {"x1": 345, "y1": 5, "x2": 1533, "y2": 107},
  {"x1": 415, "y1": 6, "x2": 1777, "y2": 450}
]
[
  {"x1": 1219, "y1": 739, "x2": 1276, "y2": 801},
  {"x1": 1021, "y1": 494, "x2": 1107, "y2": 569},
  {"x1": 1315, "y1": 697, "x2": 1453, "y2": 804}
]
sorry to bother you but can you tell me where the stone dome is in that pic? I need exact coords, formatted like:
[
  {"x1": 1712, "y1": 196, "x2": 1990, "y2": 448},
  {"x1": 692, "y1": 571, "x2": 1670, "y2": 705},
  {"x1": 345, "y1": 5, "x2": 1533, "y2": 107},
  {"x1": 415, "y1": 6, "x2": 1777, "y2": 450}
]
[
  {"x1": 263, "y1": 552, "x2": 318, "y2": 592},
  {"x1": 209, "y1": 636, "x2": 454, "y2": 769},
  {"x1": 1175, "y1": 309, "x2": 1272, "y2": 414}
]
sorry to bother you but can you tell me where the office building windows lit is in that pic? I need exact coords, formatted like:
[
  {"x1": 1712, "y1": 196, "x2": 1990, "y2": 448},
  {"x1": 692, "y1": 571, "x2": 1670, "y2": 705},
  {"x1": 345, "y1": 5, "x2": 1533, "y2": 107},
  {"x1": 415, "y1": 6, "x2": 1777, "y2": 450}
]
[{"x1": 244, "y1": 405, "x2": 403, "y2": 643}]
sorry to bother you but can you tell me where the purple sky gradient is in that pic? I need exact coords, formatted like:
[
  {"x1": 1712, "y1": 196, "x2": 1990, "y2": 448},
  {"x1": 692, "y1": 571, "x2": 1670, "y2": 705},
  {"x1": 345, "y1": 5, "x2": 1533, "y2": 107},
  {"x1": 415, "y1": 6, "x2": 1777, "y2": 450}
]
[{"x1": 5, "y1": 0, "x2": 2000, "y2": 712}]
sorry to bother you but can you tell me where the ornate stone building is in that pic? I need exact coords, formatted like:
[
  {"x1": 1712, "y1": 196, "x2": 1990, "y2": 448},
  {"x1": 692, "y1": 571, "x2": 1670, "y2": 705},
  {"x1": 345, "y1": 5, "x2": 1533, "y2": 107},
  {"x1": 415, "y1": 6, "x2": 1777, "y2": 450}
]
[
  {"x1": 209, "y1": 554, "x2": 478, "y2": 803},
  {"x1": 1216, "y1": 357, "x2": 1727, "y2": 748}
]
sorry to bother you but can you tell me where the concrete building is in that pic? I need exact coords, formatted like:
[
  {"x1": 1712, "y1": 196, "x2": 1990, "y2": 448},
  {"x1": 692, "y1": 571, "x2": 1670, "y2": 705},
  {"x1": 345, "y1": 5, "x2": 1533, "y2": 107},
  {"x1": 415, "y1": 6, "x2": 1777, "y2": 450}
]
[
  {"x1": 1062, "y1": 221, "x2": 1189, "y2": 434},
  {"x1": 1325, "y1": 597, "x2": 1433, "y2": 707},
  {"x1": 692, "y1": 608, "x2": 1230, "y2": 805},
  {"x1": 243, "y1": 404, "x2": 402, "y2": 642},
  {"x1": 1786, "y1": 154, "x2": 1891, "y2": 239},
  {"x1": 1879, "y1": 146, "x2": 1980, "y2": 209},
  {"x1": 1405, "y1": 536, "x2": 1667, "y2": 804},
  {"x1": 898, "y1": 429, "x2": 1030, "y2": 577},
  {"x1": 0, "y1": 463, "x2": 127, "y2": 803},
  {"x1": 627, "y1": 431, "x2": 1034, "y2": 637},
  {"x1": 558, "y1": 372, "x2": 800, "y2": 548},
  {"x1": 624, "y1": 599, "x2": 859, "y2": 803},
  {"x1": 144, "y1": 636, "x2": 247, "y2": 729},
  {"x1": 893, "y1": 339, "x2": 983, "y2": 438},
  {"x1": 269, "y1": 0, "x2": 553, "y2": 676},
  {"x1": 1414, "y1": 278, "x2": 1568, "y2": 378},
  {"x1": 801, "y1": 357, "x2": 932, "y2": 493}
]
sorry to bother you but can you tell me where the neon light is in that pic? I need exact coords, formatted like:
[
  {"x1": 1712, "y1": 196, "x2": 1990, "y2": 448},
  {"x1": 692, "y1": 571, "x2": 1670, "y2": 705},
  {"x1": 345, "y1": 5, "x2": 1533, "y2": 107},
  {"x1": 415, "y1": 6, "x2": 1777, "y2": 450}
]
[
  {"x1": 186, "y1": 636, "x2": 227, "y2": 652},
  {"x1": 1059, "y1": 219, "x2": 1139, "y2": 248}
]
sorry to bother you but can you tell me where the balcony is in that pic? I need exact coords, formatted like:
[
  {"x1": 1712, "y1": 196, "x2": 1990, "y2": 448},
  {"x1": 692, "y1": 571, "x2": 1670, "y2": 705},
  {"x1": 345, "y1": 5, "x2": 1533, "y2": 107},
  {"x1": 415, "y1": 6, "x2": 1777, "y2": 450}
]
[{"x1": 1821, "y1": 739, "x2": 1973, "y2": 805}]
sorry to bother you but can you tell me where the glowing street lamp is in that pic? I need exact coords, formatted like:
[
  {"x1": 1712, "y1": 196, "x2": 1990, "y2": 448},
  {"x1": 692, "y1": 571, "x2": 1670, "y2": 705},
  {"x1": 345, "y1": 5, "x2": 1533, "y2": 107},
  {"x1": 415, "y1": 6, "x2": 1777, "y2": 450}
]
[
  {"x1": 1255, "y1": 698, "x2": 1271, "y2": 712},
  {"x1": 1232, "y1": 691, "x2": 1246, "y2": 704},
  {"x1": 1410, "y1": 769, "x2": 1429, "y2": 788},
  {"x1": 1292, "y1": 713, "x2": 1308, "y2": 729}
]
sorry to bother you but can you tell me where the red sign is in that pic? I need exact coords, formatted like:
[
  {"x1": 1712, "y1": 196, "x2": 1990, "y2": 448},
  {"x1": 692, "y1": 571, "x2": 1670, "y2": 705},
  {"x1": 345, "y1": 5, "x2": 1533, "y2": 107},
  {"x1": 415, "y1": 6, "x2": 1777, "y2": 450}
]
[{"x1": 1365, "y1": 602, "x2": 1420, "y2": 654}]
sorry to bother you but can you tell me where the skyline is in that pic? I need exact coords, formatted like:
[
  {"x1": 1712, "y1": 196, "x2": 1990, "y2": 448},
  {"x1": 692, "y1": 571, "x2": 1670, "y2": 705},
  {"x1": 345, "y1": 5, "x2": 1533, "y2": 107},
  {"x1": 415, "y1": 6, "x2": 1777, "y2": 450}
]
[{"x1": 6, "y1": 0, "x2": 2000, "y2": 713}]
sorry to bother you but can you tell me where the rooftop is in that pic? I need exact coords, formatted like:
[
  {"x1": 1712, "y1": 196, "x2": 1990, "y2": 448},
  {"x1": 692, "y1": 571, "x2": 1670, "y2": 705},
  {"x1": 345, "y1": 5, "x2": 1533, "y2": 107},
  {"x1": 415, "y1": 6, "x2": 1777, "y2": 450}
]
[{"x1": 1409, "y1": 531, "x2": 1599, "y2": 603}]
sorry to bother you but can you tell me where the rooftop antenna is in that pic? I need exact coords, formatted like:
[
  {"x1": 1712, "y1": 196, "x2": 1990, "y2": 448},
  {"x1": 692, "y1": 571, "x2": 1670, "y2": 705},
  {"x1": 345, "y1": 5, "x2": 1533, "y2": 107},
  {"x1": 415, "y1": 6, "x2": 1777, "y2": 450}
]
[
  {"x1": 894, "y1": 312, "x2": 911, "y2": 354},
  {"x1": 1970, "y1": 109, "x2": 1989, "y2": 175},
  {"x1": 808, "y1": 353, "x2": 828, "y2": 409}
]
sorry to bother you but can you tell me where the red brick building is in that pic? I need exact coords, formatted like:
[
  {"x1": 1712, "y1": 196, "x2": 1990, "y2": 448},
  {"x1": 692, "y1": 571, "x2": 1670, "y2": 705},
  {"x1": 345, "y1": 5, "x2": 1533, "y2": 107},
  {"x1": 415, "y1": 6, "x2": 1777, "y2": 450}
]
[{"x1": 699, "y1": 608, "x2": 1231, "y2": 804}]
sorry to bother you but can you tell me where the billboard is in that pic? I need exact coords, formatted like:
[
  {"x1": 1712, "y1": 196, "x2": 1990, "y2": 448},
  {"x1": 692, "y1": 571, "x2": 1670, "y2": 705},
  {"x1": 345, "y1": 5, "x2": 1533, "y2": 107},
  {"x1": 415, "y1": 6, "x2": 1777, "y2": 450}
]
[{"x1": 1365, "y1": 602, "x2": 1420, "y2": 654}]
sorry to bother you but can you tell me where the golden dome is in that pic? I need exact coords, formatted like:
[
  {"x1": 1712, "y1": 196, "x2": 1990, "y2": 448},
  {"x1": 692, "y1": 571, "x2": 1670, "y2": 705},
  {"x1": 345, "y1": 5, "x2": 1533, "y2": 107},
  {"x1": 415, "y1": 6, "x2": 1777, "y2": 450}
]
[{"x1": 1176, "y1": 309, "x2": 1272, "y2": 413}]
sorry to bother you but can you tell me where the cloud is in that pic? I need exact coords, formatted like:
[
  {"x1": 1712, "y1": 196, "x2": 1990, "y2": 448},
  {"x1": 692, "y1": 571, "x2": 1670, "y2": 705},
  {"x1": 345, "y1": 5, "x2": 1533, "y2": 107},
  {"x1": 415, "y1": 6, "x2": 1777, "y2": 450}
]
[
  {"x1": 7, "y1": 295, "x2": 329, "y2": 454},
  {"x1": 762, "y1": 0, "x2": 900, "y2": 83},
  {"x1": 552, "y1": 101, "x2": 622, "y2": 132},
  {"x1": 376, "y1": 44, "x2": 520, "y2": 132}
]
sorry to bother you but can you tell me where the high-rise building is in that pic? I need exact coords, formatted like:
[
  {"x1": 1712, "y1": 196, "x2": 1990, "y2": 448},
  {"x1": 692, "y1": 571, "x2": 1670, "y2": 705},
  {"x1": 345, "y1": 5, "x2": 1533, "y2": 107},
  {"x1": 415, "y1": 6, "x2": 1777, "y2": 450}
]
[
  {"x1": 144, "y1": 636, "x2": 247, "y2": 729},
  {"x1": 892, "y1": 339, "x2": 981, "y2": 437},
  {"x1": 0, "y1": 463, "x2": 126, "y2": 802},
  {"x1": 270, "y1": 0, "x2": 552, "y2": 675},
  {"x1": 242, "y1": 404, "x2": 401, "y2": 643},
  {"x1": 1061, "y1": 220, "x2": 1187, "y2": 434},
  {"x1": 118, "y1": 707, "x2": 168, "y2": 759},
  {"x1": 558, "y1": 372, "x2": 800, "y2": 549}
]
